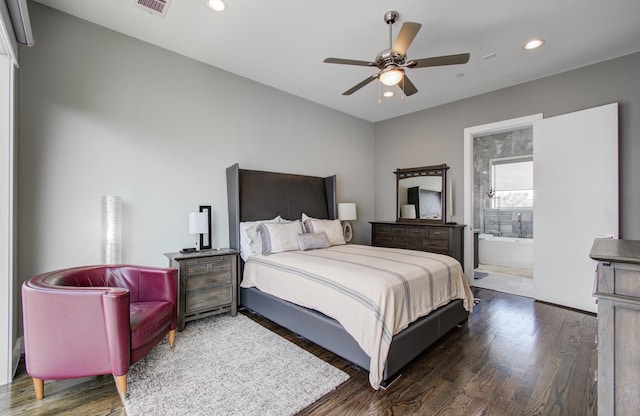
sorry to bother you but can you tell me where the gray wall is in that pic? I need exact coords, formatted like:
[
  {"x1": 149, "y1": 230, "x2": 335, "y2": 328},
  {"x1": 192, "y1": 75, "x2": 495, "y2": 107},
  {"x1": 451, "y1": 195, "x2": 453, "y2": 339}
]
[
  {"x1": 375, "y1": 52, "x2": 640, "y2": 240},
  {"x1": 17, "y1": 3, "x2": 374, "y2": 283}
]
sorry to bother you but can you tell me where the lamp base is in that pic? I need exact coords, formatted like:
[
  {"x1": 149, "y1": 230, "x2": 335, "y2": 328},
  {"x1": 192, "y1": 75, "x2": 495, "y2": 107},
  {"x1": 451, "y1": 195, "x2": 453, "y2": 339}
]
[{"x1": 342, "y1": 221, "x2": 353, "y2": 243}]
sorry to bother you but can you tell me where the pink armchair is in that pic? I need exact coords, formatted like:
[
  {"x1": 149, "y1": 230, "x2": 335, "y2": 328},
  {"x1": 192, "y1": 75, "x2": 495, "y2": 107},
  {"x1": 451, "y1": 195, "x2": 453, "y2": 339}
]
[{"x1": 21, "y1": 265, "x2": 178, "y2": 400}]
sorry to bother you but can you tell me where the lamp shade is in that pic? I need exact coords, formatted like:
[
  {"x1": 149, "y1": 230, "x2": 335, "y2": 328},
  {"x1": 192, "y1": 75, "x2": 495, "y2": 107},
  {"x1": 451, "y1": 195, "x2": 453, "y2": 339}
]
[
  {"x1": 338, "y1": 203, "x2": 357, "y2": 221},
  {"x1": 379, "y1": 68, "x2": 403, "y2": 86},
  {"x1": 401, "y1": 204, "x2": 417, "y2": 219},
  {"x1": 101, "y1": 195, "x2": 122, "y2": 264},
  {"x1": 189, "y1": 212, "x2": 208, "y2": 234}
]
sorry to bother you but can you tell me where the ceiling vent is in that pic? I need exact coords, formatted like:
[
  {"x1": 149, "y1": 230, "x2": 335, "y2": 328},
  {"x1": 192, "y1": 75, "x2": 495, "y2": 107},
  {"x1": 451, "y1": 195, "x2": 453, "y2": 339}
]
[{"x1": 134, "y1": 0, "x2": 171, "y2": 17}]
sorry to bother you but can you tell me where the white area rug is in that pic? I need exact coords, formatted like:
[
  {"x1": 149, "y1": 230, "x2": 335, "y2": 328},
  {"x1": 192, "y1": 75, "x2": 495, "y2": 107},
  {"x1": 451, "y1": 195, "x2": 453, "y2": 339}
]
[{"x1": 123, "y1": 314, "x2": 349, "y2": 416}]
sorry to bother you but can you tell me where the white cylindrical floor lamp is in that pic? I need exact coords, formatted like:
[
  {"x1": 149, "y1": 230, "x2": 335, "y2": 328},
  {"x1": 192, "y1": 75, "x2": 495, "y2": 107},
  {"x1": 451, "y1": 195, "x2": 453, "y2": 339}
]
[{"x1": 101, "y1": 195, "x2": 122, "y2": 264}]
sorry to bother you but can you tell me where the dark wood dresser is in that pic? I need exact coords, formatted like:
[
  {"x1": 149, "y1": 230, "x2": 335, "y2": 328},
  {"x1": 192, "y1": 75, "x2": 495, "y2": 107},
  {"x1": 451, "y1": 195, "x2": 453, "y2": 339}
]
[
  {"x1": 590, "y1": 238, "x2": 640, "y2": 415},
  {"x1": 370, "y1": 221, "x2": 465, "y2": 267}
]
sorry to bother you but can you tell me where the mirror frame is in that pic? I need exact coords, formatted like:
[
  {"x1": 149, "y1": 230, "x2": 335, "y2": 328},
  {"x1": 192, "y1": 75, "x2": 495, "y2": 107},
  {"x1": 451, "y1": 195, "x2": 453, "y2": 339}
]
[{"x1": 395, "y1": 164, "x2": 449, "y2": 224}]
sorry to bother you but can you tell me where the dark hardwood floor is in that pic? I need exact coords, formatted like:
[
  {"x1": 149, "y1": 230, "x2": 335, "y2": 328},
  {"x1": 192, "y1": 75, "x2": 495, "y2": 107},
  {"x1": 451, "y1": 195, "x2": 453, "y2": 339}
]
[{"x1": 0, "y1": 287, "x2": 597, "y2": 415}]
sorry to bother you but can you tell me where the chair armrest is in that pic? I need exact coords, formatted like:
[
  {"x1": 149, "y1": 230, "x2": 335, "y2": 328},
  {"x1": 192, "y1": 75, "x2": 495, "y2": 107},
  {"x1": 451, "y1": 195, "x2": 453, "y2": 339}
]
[
  {"x1": 21, "y1": 281, "x2": 130, "y2": 379},
  {"x1": 136, "y1": 267, "x2": 177, "y2": 305},
  {"x1": 135, "y1": 267, "x2": 178, "y2": 329},
  {"x1": 102, "y1": 289, "x2": 132, "y2": 376}
]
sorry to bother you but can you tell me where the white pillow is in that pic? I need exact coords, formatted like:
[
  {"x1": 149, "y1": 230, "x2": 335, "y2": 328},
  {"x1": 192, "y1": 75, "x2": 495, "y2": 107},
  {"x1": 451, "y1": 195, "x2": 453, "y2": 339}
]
[
  {"x1": 303, "y1": 218, "x2": 345, "y2": 246},
  {"x1": 259, "y1": 221, "x2": 304, "y2": 255},
  {"x1": 239, "y1": 216, "x2": 281, "y2": 261}
]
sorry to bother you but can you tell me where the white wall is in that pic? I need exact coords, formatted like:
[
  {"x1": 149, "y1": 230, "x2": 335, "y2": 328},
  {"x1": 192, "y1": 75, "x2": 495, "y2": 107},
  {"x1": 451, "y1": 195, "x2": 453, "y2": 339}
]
[
  {"x1": 17, "y1": 3, "x2": 374, "y2": 283},
  {"x1": 375, "y1": 52, "x2": 640, "y2": 242},
  {"x1": 0, "y1": 50, "x2": 15, "y2": 385}
]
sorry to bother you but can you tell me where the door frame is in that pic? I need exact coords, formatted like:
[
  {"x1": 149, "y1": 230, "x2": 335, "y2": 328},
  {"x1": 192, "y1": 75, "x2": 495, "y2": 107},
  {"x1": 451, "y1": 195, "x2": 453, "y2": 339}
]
[{"x1": 462, "y1": 114, "x2": 543, "y2": 284}]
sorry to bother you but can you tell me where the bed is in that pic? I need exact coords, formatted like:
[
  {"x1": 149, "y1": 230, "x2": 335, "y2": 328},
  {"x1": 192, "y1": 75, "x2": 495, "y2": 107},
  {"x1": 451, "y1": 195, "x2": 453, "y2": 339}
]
[{"x1": 226, "y1": 163, "x2": 473, "y2": 389}]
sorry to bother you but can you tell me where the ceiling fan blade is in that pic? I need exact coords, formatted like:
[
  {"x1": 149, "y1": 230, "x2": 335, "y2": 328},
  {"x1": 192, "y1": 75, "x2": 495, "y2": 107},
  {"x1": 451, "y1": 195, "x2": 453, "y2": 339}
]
[
  {"x1": 324, "y1": 57, "x2": 377, "y2": 67},
  {"x1": 398, "y1": 75, "x2": 418, "y2": 96},
  {"x1": 392, "y1": 22, "x2": 422, "y2": 55},
  {"x1": 407, "y1": 53, "x2": 470, "y2": 68},
  {"x1": 342, "y1": 74, "x2": 379, "y2": 95}
]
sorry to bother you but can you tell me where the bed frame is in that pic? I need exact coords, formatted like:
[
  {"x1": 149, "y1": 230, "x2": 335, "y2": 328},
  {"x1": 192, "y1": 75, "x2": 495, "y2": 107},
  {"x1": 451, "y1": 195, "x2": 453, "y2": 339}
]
[{"x1": 226, "y1": 163, "x2": 468, "y2": 386}]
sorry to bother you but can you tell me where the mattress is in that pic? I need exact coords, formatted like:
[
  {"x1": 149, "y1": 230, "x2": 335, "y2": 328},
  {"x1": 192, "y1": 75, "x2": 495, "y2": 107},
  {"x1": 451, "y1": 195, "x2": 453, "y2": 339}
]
[{"x1": 241, "y1": 244, "x2": 474, "y2": 389}]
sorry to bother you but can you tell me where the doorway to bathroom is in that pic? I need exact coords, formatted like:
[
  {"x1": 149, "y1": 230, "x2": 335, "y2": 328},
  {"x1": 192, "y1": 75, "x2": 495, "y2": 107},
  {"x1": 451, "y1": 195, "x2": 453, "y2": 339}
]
[
  {"x1": 473, "y1": 130, "x2": 534, "y2": 297},
  {"x1": 463, "y1": 114, "x2": 541, "y2": 298},
  {"x1": 464, "y1": 105, "x2": 617, "y2": 310}
]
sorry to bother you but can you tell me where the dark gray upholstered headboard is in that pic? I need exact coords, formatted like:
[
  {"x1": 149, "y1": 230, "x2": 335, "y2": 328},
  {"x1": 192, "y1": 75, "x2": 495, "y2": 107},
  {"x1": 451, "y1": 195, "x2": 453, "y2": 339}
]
[{"x1": 226, "y1": 163, "x2": 337, "y2": 251}]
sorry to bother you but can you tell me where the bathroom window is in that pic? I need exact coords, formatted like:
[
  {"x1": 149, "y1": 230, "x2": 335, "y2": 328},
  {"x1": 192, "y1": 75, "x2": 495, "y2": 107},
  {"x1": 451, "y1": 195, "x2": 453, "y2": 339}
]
[{"x1": 490, "y1": 156, "x2": 533, "y2": 208}]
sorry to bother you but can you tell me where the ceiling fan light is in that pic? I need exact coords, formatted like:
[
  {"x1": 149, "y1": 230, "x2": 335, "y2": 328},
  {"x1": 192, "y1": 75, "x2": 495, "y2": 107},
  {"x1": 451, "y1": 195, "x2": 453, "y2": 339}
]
[
  {"x1": 206, "y1": 0, "x2": 227, "y2": 11},
  {"x1": 379, "y1": 68, "x2": 403, "y2": 86}
]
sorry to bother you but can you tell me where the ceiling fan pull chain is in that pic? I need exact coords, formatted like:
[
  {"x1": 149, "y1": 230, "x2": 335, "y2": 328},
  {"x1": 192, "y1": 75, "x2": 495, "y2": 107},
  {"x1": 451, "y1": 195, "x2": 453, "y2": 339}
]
[{"x1": 378, "y1": 78, "x2": 382, "y2": 104}]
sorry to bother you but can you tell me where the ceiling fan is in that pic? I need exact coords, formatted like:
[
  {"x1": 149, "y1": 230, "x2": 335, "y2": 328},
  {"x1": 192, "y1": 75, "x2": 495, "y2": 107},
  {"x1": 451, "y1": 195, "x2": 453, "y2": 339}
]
[{"x1": 324, "y1": 11, "x2": 470, "y2": 97}]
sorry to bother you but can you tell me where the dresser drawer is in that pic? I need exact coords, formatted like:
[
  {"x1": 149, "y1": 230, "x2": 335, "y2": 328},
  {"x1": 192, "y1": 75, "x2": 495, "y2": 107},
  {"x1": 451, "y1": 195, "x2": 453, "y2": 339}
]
[
  {"x1": 421, "y1": 239, "x2": 449, "y2": 252},
  {"x1": 407, "y1": 227, "x2": 430, "y2": 238},
  {"x1": 373, "y1": 236, "x2": 395, "y2": 247},
  {"x1": 186, "y1": 286, "x2": 231, "y2": 314},
  {"x1": 373, "y1": 223, "x2": 392, "y2": 236},
  {"x1": 390, "y1": 226, "x2": 408, "y2": 236},
  {"x1": 397, "y1": 236, "x2": 421, "y2": 250},
  {"x1": 184, "y1": 257, "x2": 231, "y2": 277},
  {"x1": 427, "y1": 228, "x2": 449, "y2": 240}
]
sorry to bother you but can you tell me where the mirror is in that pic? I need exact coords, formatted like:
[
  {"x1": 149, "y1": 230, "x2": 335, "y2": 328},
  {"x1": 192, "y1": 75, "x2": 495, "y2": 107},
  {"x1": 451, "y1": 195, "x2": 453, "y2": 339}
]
[{"x1": 395, "y1": 164, "x2": 449, "y2": 224}]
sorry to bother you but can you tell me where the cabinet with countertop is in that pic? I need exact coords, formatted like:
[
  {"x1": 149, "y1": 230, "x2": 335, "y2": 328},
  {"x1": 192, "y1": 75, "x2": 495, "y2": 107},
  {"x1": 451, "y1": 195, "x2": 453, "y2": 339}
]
[{"x1": 590, "y1": 238, "x2": 640, "y2": 416}]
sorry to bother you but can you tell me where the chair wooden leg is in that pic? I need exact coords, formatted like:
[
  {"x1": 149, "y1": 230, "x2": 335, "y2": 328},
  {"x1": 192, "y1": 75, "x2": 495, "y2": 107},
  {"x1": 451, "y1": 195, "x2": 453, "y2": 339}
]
[
  {"x1": 168, "y1": 329, "x2": 176, "y2": 350},
  {"x1": 114, "y1": 374, "x2": 127, "y2": 397},
  {"x1": 32, "y1": 378, "x2": 44, "y2": 400}
]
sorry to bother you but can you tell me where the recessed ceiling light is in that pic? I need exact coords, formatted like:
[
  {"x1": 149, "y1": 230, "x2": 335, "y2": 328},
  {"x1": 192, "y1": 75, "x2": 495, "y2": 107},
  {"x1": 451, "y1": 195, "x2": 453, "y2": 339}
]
[
  {"x1": 524, "y1": 39, "x2": 545, "y2": 50},
  {"x1": 206, "y1": 0, "x2": 227, "y2": 11},
  {"x1": 383, "y1": 91, "x2": 394, "y2": 98}
]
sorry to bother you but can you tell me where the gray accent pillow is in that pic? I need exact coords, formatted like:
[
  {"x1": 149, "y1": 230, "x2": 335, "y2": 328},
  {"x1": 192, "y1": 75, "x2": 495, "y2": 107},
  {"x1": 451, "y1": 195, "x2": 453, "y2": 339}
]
[{"x1": 297, "y1": 232, "x2": 331, "y2": 251}]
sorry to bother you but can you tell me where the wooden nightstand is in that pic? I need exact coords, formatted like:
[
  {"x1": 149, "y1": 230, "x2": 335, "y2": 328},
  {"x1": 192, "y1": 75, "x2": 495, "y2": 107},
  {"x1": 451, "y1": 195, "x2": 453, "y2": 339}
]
[{"x1": 164, "y1": 249, "x2": 239, "y2": 331}]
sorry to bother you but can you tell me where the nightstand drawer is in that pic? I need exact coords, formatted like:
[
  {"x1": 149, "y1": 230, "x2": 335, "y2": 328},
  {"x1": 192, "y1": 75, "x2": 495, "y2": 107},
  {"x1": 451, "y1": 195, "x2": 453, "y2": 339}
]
[
  {"x1": 186, "y1": 286, "x2": 231, "y2": 313},
  {"x1": 186, "y1": 272, "x2": 231, "y2": 292},
  {"x1": 184, "y1": 257, "x2": 231, "y2": 277}
]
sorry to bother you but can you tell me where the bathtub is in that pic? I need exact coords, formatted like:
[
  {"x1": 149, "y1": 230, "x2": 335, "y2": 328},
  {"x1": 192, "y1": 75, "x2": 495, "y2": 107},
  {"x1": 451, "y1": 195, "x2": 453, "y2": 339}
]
[{"x1": 477, "y1": 234, "x2": 533, "y2": 269}]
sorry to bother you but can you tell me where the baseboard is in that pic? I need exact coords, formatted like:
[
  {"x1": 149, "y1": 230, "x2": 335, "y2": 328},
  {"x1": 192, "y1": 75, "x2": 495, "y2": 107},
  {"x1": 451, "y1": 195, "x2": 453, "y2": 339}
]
[{"x1": 11, "y1": 336, "x2": 23, "y2": 379}]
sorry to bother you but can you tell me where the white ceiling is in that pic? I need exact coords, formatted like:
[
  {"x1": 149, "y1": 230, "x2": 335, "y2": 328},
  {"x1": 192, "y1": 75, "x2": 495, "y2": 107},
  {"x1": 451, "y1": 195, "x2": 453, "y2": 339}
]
[{"x1": 31, "y1": 0, "x2": 640, "y2": 122}]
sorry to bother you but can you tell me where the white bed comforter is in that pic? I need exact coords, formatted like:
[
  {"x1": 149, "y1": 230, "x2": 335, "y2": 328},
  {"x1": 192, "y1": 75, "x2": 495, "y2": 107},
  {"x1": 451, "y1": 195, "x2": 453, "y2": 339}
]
[{"x1": 241, "y1": 244, "x2": 474, "y2": 389}]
